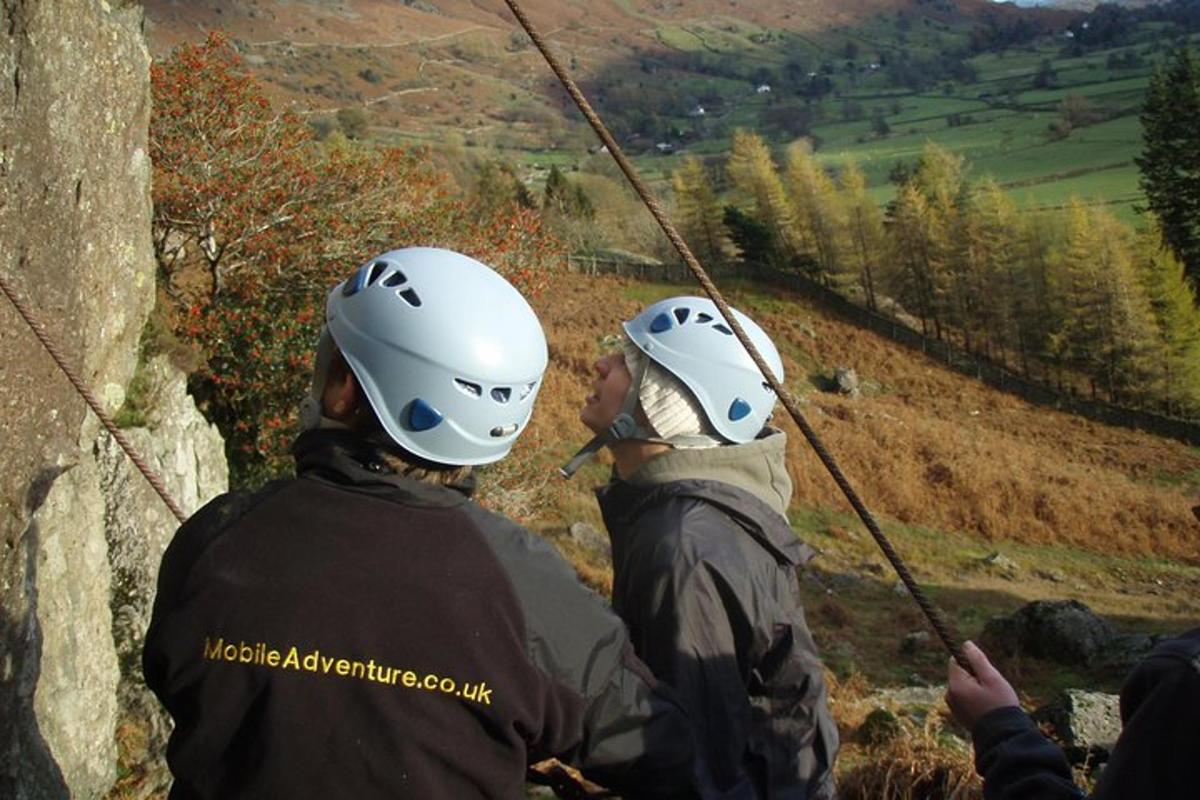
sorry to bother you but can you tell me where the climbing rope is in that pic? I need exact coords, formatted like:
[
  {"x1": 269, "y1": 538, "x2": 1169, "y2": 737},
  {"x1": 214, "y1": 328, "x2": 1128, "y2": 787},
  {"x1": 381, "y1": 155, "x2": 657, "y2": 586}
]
[
  {"x1": 0, "y1": 270, "x2": 188, "y2": 524},
  {"x1": 501, "y1": 0, "x2": 970, "y2": 671}
]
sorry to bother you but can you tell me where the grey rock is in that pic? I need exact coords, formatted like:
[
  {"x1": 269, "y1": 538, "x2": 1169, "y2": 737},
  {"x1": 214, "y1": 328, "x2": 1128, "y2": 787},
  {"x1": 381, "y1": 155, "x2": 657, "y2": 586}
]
[
  {"x1": 834, "y1": 367, "x2": 861, "y2": 398},
  {"x1": 980, "y1": 551, "x2": 1020, "y2": 579},
  {"x1": 21, "y1": 457, "x2": 121, "y2": 799},
  {"x1": 0, "y1": 3, "x2": 228, "y2": 798},
  {"x1": 568, "y1": 521, "x2": 611, "y2": 563},
  {"x1": 1033, "y1": 690, "x2": 1121, "y2": 764},
  {"x1": 983, "y1": 600, "x2": 1116, "y2": 666},
  {"x1": 97, "y1": 357, "x2": 227, "y2": 794}
]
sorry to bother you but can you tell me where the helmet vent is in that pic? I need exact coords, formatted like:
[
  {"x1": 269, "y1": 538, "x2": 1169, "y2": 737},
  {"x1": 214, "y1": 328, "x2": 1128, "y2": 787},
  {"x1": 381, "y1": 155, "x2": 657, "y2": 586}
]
[
  {"x1": 399, "y1": 288, "x2": 422, "y2": 307},
  {"x1": 729, "y1": 398, "x2": 752, "y2": 421},
  {"x1": 674, "y1": 308, "x2": 690, "y2": 324},
  {"x1": 519, "y1": 381, "x2": 538, "y2": 400},
  {"x1": 713, "y1": 323, "x2": 734, "y2": 336},
  {"x1": 762, "y1": 381, "x2": 773, "y2": 392},
  {"x1": 695, "y1": 312, "x2": 713, "y2": 323},
  {"x1": 382, "y1": 270, "x2": 407, "y2": 288},
  {"x1": 367, "y1": 261, "x2": 389, "y2": 287},
  {"x1": 491, "y1": 387, "x2": 512, "y2": 403},
  {"x1": 490, "y1": 423, "x2": 519, "y2": 437},
  {"x1": 455, "y1": 379, "x2": 482, "y2": 397}
]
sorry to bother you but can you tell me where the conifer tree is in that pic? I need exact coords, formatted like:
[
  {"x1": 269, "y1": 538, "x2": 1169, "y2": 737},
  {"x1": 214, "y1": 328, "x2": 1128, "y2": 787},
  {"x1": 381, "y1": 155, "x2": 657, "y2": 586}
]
[
  {"x1": 1091, "y1": 210, "x2": 1161, "y2": 404},
  {"x1": 888, "y1": 183, "x2": 947, "y2": 337},
  {"x1": 726, "y1": 129, "x2": 799, "y2": 268},
  {"x1": 840, "y1": 160, "x2": 887, "y2": 310},
  {"x1": 784, "y1": 140, "x2": 845, "y2": 285},
  {"x1": 1055, "y1": 201, "x2": 1159, "y2": 402},
  {"x1": 1135, "y1": 219, "x2": 1200, "y2": 415},
  {"x1": 1137, "y1": 47, "x2": 1200, "y2": 286},
  {"x1": 671, "y1": 156, "x2": 739, "y2": 268},
  {"x1": 968, "y1": 180, "x2": 1029, "y2": 367}
]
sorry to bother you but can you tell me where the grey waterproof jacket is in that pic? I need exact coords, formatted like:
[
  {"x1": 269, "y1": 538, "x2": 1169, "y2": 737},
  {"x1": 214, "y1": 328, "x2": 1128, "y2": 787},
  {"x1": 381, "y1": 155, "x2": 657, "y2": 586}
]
[{"x1": 596, "y1": 430, "x2": 839, "y2": 800}]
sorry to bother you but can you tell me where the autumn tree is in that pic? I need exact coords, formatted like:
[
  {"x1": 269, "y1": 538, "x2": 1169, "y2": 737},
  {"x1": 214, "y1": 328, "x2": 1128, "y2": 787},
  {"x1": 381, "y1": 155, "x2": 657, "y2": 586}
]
[
  {"x1": 839, "y1": 160, "x2": 887, "y2": 309},
  {"x1": 1135, "y1": 219, "x2": 1200, "y2": 414},
  {"x1": 671, "y1": 156, "x2": 738, "y2": 268},
  {"x1": 784, "y1": 140, "x2": 844, "y2": 285},
  {"x1": 151, "y1": 33, "x2": 561, "y2": 483},
  {"x1": 1051, "y1": 201, "x2": 1159, "y2": 402},
  {"x1": 726, "y1": 129, "x2": 799, "y2": 268}
]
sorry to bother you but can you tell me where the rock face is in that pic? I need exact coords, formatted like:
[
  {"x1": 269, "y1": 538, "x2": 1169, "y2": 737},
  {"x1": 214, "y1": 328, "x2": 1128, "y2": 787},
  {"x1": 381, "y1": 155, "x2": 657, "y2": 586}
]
[{"x1": 0, "y1": 3, "x2": 228, "y2": 798}]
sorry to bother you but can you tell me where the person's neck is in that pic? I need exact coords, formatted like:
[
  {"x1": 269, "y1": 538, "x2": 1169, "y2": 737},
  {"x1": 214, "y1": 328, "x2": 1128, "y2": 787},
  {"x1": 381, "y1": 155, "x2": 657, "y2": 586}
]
[{"x1": 610, "y1": 440, "x2": 672, "y2": 481}]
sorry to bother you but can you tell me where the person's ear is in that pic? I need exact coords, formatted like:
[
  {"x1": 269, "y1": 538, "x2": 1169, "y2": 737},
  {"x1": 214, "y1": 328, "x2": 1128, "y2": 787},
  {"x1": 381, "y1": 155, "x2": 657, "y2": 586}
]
[{"x1": 322, "y1": 354, "x2": 361, "y2": 423}]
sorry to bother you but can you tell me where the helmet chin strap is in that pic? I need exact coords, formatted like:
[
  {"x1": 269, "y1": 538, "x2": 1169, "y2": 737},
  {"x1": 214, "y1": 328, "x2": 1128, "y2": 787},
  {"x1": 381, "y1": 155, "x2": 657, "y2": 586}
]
[{"x1": 560, "y1": 356, "x2": 657, "y2": 479}]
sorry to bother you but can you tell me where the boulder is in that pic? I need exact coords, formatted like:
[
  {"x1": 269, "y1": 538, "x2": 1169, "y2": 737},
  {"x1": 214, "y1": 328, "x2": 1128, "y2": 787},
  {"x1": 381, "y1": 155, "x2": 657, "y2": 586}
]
[
  {"x1": 1033, "y1": 689, "x2": 1121, "y2": 764},
  {"x1": 834, "y1": 367, "x2": 861, "y2": 398},
  {"x1": 982, "y1": 600, "x2": 1115, "y2": 666}
]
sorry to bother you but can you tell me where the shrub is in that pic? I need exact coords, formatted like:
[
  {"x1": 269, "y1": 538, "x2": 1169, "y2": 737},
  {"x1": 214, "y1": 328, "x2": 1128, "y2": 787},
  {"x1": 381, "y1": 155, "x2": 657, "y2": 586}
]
[{"x1": 152, "y1": 33, "x2": 562, "y2": 485}]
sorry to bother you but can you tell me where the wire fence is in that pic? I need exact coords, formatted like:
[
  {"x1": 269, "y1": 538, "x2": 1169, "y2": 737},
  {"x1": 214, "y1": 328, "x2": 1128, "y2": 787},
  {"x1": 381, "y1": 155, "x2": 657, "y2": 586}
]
[{"x1": 566, "y1": 253, "x2": 1200, "y2": 447}]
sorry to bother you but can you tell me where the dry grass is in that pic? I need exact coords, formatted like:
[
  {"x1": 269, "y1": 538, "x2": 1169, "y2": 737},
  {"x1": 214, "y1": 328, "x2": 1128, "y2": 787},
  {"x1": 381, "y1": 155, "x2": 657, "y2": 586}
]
[{"x1": 527, "y1": 273, "x2": 1200, "y2": 564}]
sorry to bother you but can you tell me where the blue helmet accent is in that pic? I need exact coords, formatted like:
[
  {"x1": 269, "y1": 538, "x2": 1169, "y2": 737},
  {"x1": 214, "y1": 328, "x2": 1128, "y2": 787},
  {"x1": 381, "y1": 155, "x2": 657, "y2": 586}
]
[
  {"x1": 728, "y1": 398, "x2": 752, "y2": 422},
  {"x1": 650, "y1": 312, "x2": 674, "y2": 333},
  {"x1": 326, "y1": 248, "x2": 547, "y2": 465},
  {"x1": 407, "y1": 399, "x2": 444, "y2": 432},
  {"x1": 623, "y1": 296, "x2": 783, "y2": 443}
]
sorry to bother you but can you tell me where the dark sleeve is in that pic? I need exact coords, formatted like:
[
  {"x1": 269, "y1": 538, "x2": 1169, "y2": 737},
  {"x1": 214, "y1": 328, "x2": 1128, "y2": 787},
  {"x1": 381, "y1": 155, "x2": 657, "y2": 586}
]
[
  {"x1": 971, "y1": 707, "x2": 1086, "y2": 800},
  {"x1": 464, "y1": 505, "x2": 697, "y2": 798},
  {"x1": 622, "y1": 542, "x2": 753, "y2": 797},
  {"x1": 1091, "y1": 630, "x2": 1200, "y2": 800}
]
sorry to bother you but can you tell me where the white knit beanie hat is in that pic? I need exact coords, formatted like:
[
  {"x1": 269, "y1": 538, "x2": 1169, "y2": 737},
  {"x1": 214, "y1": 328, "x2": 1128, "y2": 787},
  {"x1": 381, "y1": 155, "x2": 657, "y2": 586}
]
[{"x1": 621, "y1": 336, "x2": 718, "y2": 446}]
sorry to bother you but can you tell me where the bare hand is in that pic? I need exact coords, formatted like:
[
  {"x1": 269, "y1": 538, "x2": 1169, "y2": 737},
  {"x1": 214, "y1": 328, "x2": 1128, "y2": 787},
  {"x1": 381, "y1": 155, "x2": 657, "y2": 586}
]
[{"x1": 945, "y1": 640, "x2": 1020, "y2": 731}]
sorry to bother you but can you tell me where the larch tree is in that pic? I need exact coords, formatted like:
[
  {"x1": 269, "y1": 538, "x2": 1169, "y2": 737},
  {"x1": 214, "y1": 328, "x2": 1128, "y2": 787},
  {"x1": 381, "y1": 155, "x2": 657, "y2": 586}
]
[
  {"x1": 726, "y1": 129, "x2": 799, "y2": 268},
  {"x1": 671, "y1": 156, "x2": 739, "y2": 268},
  {"x1": 888, "y1": 183, "x2": 947, "y2": 337},
  {"x1": 784, "y1": 140, "x2": 845, "y2": 286},
  {"x1": 839, "y1": 160, "x2": 888, "y2": 310},
  {"x1": 1135, "y1": 219, "x2": 1200, "y2": 415}
]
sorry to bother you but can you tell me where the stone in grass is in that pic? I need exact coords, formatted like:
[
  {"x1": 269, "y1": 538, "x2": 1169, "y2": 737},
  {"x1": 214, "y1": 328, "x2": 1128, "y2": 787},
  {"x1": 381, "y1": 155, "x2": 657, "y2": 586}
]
[
  {"x1": 835, "y1": 367, "x2": 861, "y2": 398},
  {"x1": 569, "y1": 521, "x2": 611, "y2": 562},
  {"x1": 979, "y1": 551, "x2": 1020, "y2": 579},
  {"x1": 1033, "y1": 690, "x2": 1121, "y2": 765}
]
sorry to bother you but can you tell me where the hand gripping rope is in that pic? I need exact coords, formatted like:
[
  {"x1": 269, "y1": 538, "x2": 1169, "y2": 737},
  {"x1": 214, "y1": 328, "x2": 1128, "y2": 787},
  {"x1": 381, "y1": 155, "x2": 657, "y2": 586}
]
[
  {"x1": 0, "y1": 270, "x2": 188, "y2": 524},
  {"x1": 500, "y1": 0, "x2": 971, "y2": 673}
]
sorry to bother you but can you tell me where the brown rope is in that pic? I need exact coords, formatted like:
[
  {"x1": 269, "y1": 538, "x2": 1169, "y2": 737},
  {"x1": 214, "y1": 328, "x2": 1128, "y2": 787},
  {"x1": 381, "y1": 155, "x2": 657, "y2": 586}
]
[
  {"x1": 1, "y1": 269, "x2": 189, "y2": 524},
  {"x1": 502, "y1": 0, "x2": 969, "y2": 672}
]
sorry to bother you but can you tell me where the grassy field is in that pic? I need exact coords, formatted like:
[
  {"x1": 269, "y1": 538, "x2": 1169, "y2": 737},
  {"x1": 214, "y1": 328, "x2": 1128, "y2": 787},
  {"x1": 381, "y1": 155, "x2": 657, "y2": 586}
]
[{"x1": 586, "y1": 24, "x2": 1200, "y2": 224}]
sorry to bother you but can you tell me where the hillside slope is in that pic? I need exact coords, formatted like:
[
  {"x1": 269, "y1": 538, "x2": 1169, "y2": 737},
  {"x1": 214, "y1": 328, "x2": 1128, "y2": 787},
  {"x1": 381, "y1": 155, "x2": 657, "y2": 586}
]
[
  {"x1": 523, "y1": 271, "x2": 1200, "y2": 562},
  {"x1": 143, "y1": 0, "x2": 1064, "y2": 144}
]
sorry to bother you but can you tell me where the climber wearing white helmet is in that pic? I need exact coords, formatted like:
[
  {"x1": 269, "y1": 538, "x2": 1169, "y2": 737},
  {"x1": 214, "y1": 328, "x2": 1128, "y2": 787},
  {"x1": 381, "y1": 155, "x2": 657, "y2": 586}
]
[
  {"x1": 144, "y1": 249, "x2": 697, "y2": 800},
  {"x1": 568, "y1": 296, "x2": 839, "y2": 799}
]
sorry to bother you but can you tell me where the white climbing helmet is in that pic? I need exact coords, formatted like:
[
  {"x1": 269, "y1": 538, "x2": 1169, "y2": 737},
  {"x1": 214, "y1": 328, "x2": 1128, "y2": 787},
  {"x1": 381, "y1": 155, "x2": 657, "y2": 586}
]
[
  {"x1": 325, "y1": 247, "x2": 547, "y2": 466},
  {"x1": 623, "y1": 296, "x2": 783, "y2": 444}
]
